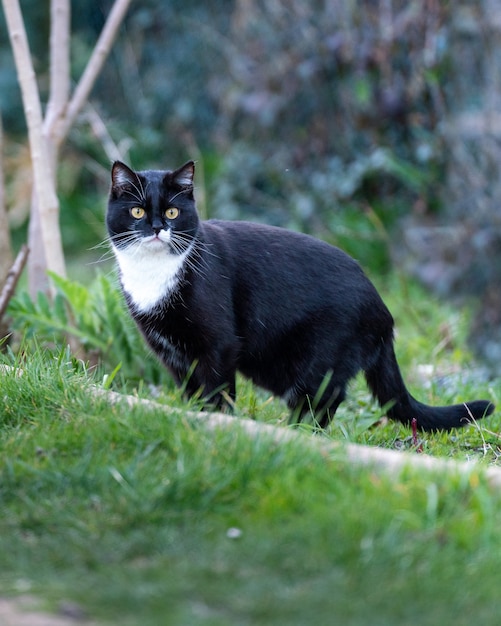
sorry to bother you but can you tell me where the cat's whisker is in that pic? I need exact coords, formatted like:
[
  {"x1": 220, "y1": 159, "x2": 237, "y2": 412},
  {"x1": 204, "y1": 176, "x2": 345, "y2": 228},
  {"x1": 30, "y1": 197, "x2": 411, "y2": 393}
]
[
  {"x1": 169, "y1": 238, "x2": 194, "y2": 263},
  {"x1": 168, "y1": 189, "x2": 188, "y2": 204},
  {"x1": 87, "y1": 250, "x2": 117, "y2": 265},
  {"x1": 169, "y1": 235, "x2": 209, "y2": 278},
  {"x1": 173, "y1": 230, "x2": 220, "y2": 261},
  {"x1": 178, "y1": 235, "x2": 218, "y2": 276},
  {"x1": 122, "y1": 189, "x2": 143, "y2": 205},
  {"x1": 132, "y1": 176, "x2": 147, "y2": 201},
  {"x1": 182, "y1": 253, "x2": 208, "y2": 279},
  {"x1": 186, "y1": 244, "x2": 219, "y2": 273},
  {"x1": 109, "y1": 230, "x2": 144, "y2": 252},
  {"x1": 138, "y1": 177, "x2": 147, "y2": 200},
  {"x1": 127, "y1": 240, "x2": 151, "y2": 259},
  {"x1": 170, "y1": 237, "x2": 192, "y2": 255},
  {"x1": 120, "y1": 176, "x2": 146, "y2": 205},
  {"x1": 195, "y1": 240, "x2": 221, "y2": 261},
  {"x1": 89, "y1": 237, "x2": 117, "y2": 252}
]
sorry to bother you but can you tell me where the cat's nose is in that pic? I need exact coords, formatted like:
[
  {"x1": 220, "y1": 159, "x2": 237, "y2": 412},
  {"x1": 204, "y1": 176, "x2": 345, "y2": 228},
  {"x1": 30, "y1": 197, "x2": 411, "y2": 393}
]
[{"x1": 151, "y1": 218, "x2": 163, "y2": 234}]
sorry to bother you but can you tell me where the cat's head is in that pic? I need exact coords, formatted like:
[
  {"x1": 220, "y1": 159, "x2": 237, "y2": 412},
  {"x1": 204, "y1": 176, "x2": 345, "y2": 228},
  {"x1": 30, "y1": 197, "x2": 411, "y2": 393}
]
[{"x1": 106, "y1": 160, "x2": 199, "y2": 256}]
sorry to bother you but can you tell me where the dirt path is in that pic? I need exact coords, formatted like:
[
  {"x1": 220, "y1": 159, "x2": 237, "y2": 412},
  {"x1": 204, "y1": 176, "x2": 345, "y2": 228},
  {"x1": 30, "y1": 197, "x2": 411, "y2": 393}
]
[{"x1": 0, "y1": 597, "x2": 95, "y2": 626}]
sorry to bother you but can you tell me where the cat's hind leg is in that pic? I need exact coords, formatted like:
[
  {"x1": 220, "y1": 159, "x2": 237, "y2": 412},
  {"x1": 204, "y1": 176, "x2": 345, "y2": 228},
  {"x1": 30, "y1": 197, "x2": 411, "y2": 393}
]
[{"x1": 285, "y1": 372, "x2": 347, "y2": 428}]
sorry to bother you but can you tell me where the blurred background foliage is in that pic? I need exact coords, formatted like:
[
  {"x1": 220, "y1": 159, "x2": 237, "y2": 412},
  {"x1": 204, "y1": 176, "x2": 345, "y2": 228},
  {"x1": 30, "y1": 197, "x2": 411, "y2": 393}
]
[{"x1": 1, "y1": 0, "x2": 500, "y2": 372}]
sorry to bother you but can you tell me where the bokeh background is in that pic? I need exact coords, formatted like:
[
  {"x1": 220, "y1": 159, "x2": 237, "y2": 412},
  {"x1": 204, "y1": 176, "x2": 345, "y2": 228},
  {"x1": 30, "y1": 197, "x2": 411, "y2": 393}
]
[{"x1": 1, "y1": 0, "x2": 500, "y2": 371}]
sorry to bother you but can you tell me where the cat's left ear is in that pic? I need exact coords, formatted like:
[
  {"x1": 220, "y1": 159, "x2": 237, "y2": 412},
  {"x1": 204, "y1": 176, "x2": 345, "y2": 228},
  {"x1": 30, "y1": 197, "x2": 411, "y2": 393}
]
[{"x1": 170, "y1": 161, "x2": 195, "y2": 189}]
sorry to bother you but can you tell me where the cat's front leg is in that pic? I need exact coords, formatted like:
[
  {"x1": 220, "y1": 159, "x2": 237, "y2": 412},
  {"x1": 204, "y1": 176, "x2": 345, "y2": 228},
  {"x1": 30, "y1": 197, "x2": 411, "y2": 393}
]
[{"x1": 180, "y1": 357, "x2": 236, "y2": 413}]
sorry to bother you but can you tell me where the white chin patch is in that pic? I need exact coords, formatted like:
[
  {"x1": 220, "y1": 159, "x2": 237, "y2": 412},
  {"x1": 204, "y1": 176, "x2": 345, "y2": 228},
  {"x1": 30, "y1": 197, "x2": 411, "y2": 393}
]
[{"x1": 113, "y1": 233, "x2": 192, "y2": 312}]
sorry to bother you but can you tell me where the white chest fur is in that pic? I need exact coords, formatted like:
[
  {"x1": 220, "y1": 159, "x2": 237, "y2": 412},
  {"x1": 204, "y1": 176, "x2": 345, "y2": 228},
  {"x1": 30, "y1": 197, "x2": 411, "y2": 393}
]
[{"x1": 113, "y1": 242, "x2": 191, "y2": 312}]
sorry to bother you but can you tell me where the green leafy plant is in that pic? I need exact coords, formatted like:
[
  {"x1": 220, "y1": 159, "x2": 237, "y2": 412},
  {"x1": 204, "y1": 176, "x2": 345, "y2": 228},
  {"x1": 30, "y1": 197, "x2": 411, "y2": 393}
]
[{"x1": 7, "y1": 272, "x2": 170, "y2": 386}]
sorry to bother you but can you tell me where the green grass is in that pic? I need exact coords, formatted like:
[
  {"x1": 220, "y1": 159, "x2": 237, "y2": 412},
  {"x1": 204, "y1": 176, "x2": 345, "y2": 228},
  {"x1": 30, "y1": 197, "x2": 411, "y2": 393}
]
[{"x1": 1, "y1": 281, "x2": 501, "y2": 625}]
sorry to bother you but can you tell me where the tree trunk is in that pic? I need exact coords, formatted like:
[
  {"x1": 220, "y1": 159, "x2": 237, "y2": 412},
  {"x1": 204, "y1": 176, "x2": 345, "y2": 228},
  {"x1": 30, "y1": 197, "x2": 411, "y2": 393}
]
[
  {"x1": 27, "y1": 189, "x2": 48, "y2": 294},
  {"x1": 0, "y1": 115, "x2": 13, "y2": 285},
  {"x1": 2, "y1": 0, "x2": 66, "y2": 299}
]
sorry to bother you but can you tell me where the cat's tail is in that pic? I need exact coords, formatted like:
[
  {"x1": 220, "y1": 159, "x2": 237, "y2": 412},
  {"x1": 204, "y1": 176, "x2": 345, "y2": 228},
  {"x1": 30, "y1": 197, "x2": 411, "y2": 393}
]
[{"x1": 364, "y1": 338, "x2": 495, "y2": 432}]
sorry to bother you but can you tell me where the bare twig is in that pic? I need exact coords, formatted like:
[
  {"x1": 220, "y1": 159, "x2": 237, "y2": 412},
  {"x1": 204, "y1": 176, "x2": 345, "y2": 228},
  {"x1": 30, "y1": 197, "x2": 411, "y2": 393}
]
[
  {"x1": 58, "y1": 0, "x2": 133, "y2": 143},
  {"x1": 83, "y1": 105, "x2": 124, "y2": 162},
  {"x1": 0, "y1": 245, "x2": 29, "y2": 322}
]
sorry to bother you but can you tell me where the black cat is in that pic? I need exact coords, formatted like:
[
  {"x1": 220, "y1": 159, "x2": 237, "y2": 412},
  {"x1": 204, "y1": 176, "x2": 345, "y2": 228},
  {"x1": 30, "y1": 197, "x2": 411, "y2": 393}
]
[{"x1": 106, "y1": 160, "x2": 494, "y2": 431}]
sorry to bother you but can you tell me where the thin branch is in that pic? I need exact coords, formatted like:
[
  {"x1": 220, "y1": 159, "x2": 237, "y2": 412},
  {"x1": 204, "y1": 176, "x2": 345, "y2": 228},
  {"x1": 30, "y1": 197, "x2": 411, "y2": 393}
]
[
  {"x1": 0, "y1": 245, "x2": 29, "y2": 322},
  {"x1": 83, "y1": 104, "x2": 124, "y2": 162},
  {"x1": 44, "y1": 0, "x2": 71, "y2": 142},
  {"x1": 56, "y1": 0, "x2": 133, "y2": 144}
]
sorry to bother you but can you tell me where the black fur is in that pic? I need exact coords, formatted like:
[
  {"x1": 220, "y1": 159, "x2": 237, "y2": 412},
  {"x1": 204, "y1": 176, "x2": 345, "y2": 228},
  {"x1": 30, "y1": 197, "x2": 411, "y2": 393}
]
[{"x1": 106, "y1": 160, "x2": 495, "y2": 431}]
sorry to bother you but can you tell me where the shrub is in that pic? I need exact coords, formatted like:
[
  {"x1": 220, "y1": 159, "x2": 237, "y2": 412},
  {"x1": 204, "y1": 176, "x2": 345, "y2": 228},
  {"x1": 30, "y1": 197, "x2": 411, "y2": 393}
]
[{"x1": 7, "y1": 272, "x2": 171, "y2": 386}]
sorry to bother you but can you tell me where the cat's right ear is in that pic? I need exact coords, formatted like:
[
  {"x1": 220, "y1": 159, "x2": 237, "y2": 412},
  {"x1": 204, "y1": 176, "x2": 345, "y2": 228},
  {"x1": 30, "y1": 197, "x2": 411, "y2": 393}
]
[{"x1": 111, "y1": 161, "x2": 140, "y2": 197}]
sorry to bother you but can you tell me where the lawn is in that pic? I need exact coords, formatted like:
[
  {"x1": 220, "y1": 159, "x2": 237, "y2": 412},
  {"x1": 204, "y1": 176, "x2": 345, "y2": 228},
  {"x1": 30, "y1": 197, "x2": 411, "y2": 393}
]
[{"x1": 1, "y1": 280, "x2": 501, "y2": 625}]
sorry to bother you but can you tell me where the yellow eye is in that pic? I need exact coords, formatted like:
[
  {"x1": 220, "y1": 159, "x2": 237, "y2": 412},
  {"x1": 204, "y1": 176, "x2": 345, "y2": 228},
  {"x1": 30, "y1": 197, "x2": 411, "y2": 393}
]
[
  {"x1": 130, "y1": 207, "x2": 145, "y2": 219},
  {"x1": 165, "y1": 207, "x2": 179, "y2": 220}
]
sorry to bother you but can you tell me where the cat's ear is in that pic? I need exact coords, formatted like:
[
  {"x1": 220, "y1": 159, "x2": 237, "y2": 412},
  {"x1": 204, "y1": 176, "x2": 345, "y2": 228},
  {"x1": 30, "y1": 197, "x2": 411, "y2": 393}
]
[
  {"x1": 169, "y1": 161, "x2": 195, "y2": 189},
  {"x1": 111, "y1": 161, "x2": 140, "y2": 196}
]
